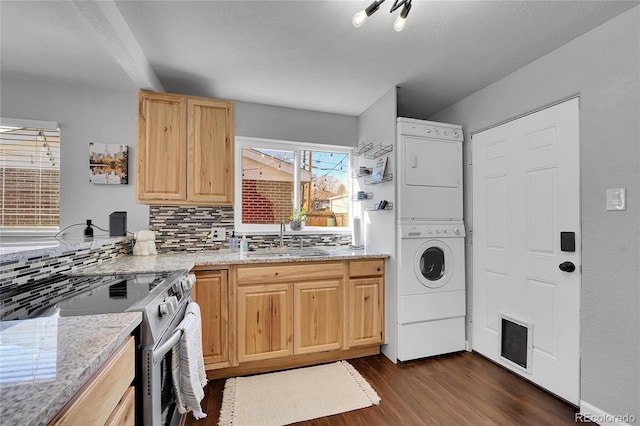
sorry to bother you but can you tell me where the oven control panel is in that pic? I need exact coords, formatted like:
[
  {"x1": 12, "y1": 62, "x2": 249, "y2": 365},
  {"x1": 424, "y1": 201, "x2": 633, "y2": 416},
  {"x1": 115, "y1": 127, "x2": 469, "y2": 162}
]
[
  {"x1": 180, "y1": 274, "x2": 196, "y2": 291},
  {"x1": 131, "y1": 270, "x2": 192, "y2": 347},
  {"x1": 159, "y1": 296, "x2": 178, "y2": 317}
]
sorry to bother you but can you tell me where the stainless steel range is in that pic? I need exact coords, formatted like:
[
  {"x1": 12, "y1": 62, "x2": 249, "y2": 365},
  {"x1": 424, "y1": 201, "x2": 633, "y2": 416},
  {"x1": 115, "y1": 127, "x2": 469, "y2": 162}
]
[{"x1": 27, "y1": 269, "x2": 195, "y2": 426}]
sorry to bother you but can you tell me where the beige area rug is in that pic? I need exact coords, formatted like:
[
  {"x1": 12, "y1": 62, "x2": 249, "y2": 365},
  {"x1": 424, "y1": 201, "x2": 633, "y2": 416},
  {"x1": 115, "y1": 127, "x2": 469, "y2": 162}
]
[{"x1": 218, "y1": 361, "x2": 381, "y2": 425}]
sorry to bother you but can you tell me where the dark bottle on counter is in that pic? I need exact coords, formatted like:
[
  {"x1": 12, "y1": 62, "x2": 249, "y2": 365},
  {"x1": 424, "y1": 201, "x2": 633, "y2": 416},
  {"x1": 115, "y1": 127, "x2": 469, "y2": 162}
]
[{"x1": 84, "y1": 219, "x2": 94, "y2": 238}]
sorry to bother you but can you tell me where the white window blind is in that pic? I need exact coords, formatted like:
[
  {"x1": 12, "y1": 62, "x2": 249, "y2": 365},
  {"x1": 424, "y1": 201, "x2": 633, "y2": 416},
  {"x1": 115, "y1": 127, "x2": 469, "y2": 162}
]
[{"x1": 0, "y1": 123, "x2": 60, "y2": 230}]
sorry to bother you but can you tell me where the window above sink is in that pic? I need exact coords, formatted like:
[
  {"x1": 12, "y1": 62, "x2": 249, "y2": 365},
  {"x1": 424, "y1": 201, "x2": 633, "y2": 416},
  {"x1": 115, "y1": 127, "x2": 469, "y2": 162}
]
[{"x1": 235, "y1": 136, "x2": 352, "y2": 235}]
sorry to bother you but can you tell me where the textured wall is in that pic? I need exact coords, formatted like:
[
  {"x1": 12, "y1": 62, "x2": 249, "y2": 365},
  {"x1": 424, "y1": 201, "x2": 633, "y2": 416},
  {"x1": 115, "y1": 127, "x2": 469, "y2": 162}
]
[
  {"x1": 0, "y1": 76, "x2": 148, "y2": 235},
  {"x1": 235, "y1": 101, "x2": 358, "y2": 147},
  {"x1": 430, "y1": 7, "x2": 640, "y2": 418},
  {"x1": 357, "y1": 87, "x2": 398, "y2": 363}
]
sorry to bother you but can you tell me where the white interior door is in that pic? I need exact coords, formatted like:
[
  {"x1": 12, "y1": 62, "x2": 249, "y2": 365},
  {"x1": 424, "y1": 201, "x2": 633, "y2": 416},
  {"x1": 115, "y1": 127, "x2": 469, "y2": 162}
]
[{"x1": 472, "y1": 98, "x2": 581, "y2": 405}]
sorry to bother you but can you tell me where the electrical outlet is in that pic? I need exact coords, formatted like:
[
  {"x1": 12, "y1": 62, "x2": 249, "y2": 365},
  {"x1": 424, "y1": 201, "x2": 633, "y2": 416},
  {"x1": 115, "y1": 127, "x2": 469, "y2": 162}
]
[{"x1": 209, "y1": 227, "x2": 226, "y2": 241}]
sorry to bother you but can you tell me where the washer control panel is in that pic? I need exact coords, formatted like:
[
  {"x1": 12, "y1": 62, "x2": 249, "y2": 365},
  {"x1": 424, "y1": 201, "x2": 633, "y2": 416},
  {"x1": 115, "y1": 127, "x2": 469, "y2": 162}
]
[{"x1": 399, "y1": 222, "x2": 465, "y2": 238}]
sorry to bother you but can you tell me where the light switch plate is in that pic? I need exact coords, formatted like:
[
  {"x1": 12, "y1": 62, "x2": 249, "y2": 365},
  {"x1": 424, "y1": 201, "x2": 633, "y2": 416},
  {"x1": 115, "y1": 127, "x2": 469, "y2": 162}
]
[{"x1": 606, "y1": 188, "x2": 626, "y2": 211}]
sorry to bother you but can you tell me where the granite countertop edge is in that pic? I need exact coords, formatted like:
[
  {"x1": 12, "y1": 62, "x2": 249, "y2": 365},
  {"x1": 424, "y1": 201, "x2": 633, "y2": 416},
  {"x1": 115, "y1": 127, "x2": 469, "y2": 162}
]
[
  {"x1": 0, "y1": 236, "x2": 130, "y2": 263},
  {"x1": 0, "y1": 312, "x2": 142, "y2": 426},
  {"x1": 72, "y1": 247, "x2": 390, "y2": 275}
]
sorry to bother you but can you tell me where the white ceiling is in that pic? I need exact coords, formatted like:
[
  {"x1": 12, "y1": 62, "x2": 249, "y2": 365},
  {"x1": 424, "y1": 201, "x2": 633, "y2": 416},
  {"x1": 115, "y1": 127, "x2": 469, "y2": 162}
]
[{"x1": 1, "y1": 1, "x2": 638, "y2": 118}]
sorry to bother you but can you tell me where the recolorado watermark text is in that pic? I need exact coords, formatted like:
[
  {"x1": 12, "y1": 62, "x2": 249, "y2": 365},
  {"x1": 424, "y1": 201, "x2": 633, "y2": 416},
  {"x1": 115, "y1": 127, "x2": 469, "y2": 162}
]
[{"x1": 575, "y1": 412, "x2": 637, "y2": 424}]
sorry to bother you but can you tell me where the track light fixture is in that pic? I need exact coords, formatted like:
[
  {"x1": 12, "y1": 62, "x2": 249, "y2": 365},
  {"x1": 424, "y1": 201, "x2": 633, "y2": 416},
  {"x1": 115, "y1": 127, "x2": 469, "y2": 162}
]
[
  {"x1": 352, "y1": 0, "x2": 413, "y2": 32},
  {"x1": 393, "y1": 0, "x2": 412, "y2": 32}
]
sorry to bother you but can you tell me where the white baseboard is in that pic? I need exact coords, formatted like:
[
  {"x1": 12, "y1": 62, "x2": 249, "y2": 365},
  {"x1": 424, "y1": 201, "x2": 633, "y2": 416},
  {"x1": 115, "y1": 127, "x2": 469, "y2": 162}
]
[
  {"x1": 579, "y1": 401, "x2": 637, "y2": 425},
  {"x1": 465, "y1": 340, "x2": 471, "y2": 351}
]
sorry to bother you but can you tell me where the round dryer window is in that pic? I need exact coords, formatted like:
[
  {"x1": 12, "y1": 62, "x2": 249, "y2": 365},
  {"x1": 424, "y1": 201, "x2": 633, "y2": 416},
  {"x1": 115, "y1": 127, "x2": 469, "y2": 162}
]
[{"x1": 413, "y1": 240, "x2": 455, "y2": 288}]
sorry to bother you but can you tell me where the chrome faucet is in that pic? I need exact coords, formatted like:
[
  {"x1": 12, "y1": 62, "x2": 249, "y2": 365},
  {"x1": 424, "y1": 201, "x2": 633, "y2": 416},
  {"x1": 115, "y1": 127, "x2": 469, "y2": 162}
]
[{"x1": 280, "y1": 220, "x2": 285, "y2": 247}]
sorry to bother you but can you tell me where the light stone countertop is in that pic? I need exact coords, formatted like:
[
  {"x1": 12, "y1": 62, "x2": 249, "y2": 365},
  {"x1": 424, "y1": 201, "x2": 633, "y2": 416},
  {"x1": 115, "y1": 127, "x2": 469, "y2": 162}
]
[
  {"x1": 0, "y1": 235, "x2": 130, "y2": 260},
  {"x1": 0, "y1": 312, "x2": 142, "y2": 426},
  {"x1": 71, "y1": 246, "x2": 390, "y2": 276}
]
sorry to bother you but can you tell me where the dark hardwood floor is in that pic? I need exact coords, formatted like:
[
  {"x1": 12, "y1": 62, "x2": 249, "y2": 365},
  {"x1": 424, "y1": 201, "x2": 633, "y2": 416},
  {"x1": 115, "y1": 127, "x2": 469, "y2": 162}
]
[{"x1": 187, "y1": 351, "x2": 581, "y2": 425}]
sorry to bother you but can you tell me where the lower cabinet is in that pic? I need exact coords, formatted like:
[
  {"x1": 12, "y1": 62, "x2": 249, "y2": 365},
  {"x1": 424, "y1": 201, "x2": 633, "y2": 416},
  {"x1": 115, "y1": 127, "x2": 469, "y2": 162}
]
[
  {"x1": 293, "y1": 280, "x2": 343, "y2": 354},
  {"x1": 237, "y1": 283, "x2": 293, "y2": 363},
  {"x1": 348, "y1": 259, "x2": 385, "y2": 347},
  {"x1": 192, "y1": 269, "x2": 229, "y2": 368},
  {"x1": 349, "y1": 277, "x2": 383, "y2": 346},
  {"x1": 200, "y1": 258, "x2": 385, "y2": 378},
  {"x1": 51, "y1": 337, "x2": 135, "y2": 425},
  {"x1": 236, "y1": 278, "x2": 344, "y2": 362},
  {"x1": 105, "y1": 386, "x2": 135, "y2": 426},
  {"x1": 236, "y1": 262, "x2": 344, "y2": 363}
]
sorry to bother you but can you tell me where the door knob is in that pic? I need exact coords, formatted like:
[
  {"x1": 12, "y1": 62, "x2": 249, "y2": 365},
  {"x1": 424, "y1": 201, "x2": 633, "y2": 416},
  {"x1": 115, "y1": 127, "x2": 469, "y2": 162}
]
[{"x1": 559, "y1": 261, "x2": 576, "y2": 272}]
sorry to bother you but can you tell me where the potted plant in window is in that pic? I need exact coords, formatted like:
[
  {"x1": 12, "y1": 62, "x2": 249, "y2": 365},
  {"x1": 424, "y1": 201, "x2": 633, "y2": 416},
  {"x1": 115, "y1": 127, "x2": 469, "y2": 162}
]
[{"x1": 289, "y1": 207, "x2": 307, "y2": 231}]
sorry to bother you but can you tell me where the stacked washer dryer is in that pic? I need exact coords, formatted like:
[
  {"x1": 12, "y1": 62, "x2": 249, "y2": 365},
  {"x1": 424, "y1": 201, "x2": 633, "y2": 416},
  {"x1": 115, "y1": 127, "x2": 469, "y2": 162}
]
[{"x1": 396, "y1": 118, "x2": 466, "y2": 361}]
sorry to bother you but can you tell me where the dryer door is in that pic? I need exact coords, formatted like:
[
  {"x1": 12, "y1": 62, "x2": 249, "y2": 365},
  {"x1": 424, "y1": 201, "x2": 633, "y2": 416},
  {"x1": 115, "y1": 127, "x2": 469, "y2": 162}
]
[
  {"x1": 405, "y1": 137, "x2": 460, "y2": 188},
  {"x1": 414, "y1": 239, "x2": 455, "y2": 288}
]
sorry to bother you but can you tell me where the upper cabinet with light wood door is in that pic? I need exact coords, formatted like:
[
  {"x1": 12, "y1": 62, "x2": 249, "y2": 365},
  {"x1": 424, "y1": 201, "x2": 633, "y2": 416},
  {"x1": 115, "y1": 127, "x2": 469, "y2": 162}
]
[{"x1": 136, "y1": 90, "x2": 234, "y2": 205}]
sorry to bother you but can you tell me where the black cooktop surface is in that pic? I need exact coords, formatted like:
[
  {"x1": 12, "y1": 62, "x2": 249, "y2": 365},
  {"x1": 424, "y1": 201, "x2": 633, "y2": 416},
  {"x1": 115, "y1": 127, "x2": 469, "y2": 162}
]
[{"x1": 29, "y1": 272, "x2": 172, "y2": 318}]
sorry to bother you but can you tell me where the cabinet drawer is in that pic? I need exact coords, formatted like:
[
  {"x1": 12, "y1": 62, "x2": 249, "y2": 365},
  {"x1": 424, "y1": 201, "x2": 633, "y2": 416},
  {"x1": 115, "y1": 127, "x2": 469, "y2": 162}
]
[
  {"x1": 349, "y1": 259, "x2": 384, "y2": 278},
  {"x1": 105, "y1": 386, "x2": 135, "y2": 426},
  {"x1": 237, "y1": 262, "x2": 343, "y2": 284},
  {"x1": 51, "y1": 337, "x2": 135, "y2": 426}
]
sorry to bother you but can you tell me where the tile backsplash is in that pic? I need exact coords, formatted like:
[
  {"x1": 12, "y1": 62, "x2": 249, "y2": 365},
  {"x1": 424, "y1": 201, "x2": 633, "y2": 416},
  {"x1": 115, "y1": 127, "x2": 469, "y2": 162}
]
[
  {"x1": 149, "y1": 206, "x2": 234, "y2": 251},
  {"x1": 149, "y1": 206, "x2": 352, "y2": 251},
  {"x1": 0, "y1": 239, "x2": 130, "y2": 320},
  {"x1": 0, "y1": 205, "x2": 353, "y2": 319}
]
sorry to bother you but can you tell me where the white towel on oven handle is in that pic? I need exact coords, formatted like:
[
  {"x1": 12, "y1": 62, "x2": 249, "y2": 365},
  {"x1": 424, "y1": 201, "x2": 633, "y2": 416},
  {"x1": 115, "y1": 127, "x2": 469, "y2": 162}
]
[{"x1": 171, "y1": 301, "x2": 208, "y2": 420}]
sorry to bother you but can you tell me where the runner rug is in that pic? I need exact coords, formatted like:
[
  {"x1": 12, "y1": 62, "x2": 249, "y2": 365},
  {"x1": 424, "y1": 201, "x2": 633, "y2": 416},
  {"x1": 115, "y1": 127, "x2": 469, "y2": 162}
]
[{"x1": 218, "y1": 360, "x2": 381, "y2": 425}]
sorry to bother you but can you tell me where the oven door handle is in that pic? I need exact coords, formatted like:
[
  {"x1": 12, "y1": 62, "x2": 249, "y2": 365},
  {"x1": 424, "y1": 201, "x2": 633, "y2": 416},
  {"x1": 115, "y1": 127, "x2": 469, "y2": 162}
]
[{"x1": 152, "y1": 328, "x2": 183, "y2": 364}]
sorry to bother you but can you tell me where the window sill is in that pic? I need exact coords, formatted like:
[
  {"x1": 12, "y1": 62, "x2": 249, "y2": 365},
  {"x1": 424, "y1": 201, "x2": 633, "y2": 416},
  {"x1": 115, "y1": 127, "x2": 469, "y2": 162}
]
[
  {"x1": 0, "y1": 229, "x2": 59, "y2": 238},
  {"x1": 0, "y1": 235, "x2": 129, "y2": 259},
  {"x1": 234, "y1": 226, "x2": 351, "y2": 236}
]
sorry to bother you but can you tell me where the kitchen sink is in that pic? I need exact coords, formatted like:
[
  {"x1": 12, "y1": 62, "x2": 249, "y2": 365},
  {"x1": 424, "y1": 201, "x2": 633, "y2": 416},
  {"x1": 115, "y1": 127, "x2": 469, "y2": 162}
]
[
  {"x1": 244, "y1": 252, "x2": 291, "y2": 258},
  {"x1": 244, "y1": 247, "x2": 329, "y2": 258},
  {"x1": 287, "y1": 247, "x2": 329, "y2": 257},
  {"x1": 244, "y1": 247, "x2": 290, "y2": 258}
]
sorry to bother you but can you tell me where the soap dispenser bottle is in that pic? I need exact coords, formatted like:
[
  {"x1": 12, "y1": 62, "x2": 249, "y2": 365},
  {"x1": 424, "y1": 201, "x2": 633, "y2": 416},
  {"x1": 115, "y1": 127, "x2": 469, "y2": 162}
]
[
  {"x1": 240, "y1": 233, "x2": 248, "y2": 255},
  {"x1": 229, "y1": 231, "x2": 239, "y2": 252}
]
